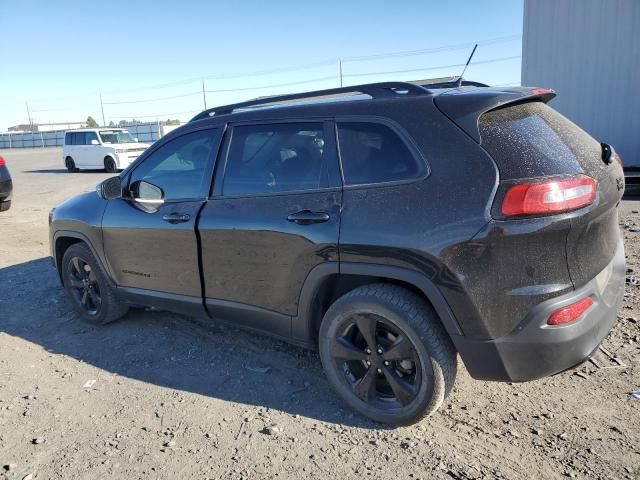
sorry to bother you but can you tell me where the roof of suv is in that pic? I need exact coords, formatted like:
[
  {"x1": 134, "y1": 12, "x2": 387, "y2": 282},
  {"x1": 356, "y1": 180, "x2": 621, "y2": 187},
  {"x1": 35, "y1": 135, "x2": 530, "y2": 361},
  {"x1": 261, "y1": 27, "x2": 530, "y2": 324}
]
[{"x1": 188, "y1": 80, "x2": 556, "y2": 131}]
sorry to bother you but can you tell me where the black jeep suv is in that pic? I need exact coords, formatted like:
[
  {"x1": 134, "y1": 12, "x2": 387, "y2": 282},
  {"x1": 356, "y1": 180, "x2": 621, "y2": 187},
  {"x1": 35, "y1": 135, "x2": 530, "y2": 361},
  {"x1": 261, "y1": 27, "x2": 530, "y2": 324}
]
[{"x1": 49, "y1": 81, "x2": 625, "y2": 425}]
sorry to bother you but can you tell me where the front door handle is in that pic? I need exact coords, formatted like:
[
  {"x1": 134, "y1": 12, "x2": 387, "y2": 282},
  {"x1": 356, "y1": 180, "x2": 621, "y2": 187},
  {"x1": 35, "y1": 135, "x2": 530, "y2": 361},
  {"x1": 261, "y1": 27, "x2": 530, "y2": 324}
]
[
  {"x1": 286, "y1": 210, "x2": 330, "y2": 225},
  {"x1": 162, "y1": 213, "x2": 191, "y2": 224}
]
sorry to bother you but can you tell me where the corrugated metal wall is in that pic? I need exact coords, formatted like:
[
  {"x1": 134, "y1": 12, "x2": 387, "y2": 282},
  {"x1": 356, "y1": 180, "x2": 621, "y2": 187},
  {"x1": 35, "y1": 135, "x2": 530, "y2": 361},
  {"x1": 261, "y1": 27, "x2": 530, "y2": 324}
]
[{"x1": 522, "y1": 0, "x2": 640, "y2": 167}]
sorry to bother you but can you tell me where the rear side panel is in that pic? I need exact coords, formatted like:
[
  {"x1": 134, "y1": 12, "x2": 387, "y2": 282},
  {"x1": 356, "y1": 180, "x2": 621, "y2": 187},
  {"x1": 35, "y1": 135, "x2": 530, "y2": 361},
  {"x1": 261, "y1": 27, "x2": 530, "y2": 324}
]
[{"x1": 479, "y1": 102, "x2": 625, "y2": 290}]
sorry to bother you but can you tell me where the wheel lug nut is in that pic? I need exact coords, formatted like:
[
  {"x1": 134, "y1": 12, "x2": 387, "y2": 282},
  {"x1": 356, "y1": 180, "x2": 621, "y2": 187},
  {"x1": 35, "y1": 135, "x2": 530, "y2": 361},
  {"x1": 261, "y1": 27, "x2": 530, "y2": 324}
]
[
  {"x1": 384, "y1": 360, "x2": 390, "y2": 366},
  {"x1": 365, "y1": 348, "x2": 371, "y2": 354},
  {"x1": 376, "y1": 368, "x2": 382, "y2": 374},
  {"x1": 366, "y1": 360, "x2": 371, "y2": 366},
  {"x1": 377, "y1": 348, "x2": 383, "y2": 355}
]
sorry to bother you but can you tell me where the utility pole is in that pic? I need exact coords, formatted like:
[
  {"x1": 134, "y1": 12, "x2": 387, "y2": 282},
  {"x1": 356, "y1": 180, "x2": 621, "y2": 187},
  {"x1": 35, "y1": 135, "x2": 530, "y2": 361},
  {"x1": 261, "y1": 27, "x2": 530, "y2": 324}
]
[
  {"x1": 338, "y1": 59, "x2": 343, "y2": 88},
  {"x1": 99, "y1": 93, "x2": 106, "y2": 126},
  {"x1": 25, "y1": 101, "x2": 33, "y2": 131},
  {"x1": 202, "y1": 79, "x2": 207, "y2": 109}
]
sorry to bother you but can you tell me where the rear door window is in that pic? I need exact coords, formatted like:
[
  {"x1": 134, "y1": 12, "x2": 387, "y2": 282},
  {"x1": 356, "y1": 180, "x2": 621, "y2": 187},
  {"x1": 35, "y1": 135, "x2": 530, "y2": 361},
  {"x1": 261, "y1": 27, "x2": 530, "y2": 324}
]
[
  {"x1": 72, "y1": 133, "x2": 85, "y2": 145},
  {"x1": 223, "y1": 122, "x2": 339, "y2": 196},
  {"x1": 337, "y1": 122, "x2": 423, "y2": 185}
]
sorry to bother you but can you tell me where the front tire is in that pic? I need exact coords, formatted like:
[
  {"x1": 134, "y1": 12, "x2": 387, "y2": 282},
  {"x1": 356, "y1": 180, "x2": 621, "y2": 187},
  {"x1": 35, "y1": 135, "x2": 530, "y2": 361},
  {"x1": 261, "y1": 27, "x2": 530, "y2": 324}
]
[
  {"x1": 319, "y1": 283, "x2": 457, "y2": 425},
  {"x1": 61, "y1": 243, "x2": 128, "y2": 325},
  {"x1": 104, "y1": 156, "x2": 117, "y2": 173}
]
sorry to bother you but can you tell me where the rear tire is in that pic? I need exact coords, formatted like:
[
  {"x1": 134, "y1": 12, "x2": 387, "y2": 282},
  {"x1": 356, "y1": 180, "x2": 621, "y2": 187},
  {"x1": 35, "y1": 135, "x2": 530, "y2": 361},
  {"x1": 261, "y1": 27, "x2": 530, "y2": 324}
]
[
  {"x1": 104, "y1": 156, "x2": 117, "y2": 173},
  {"x1": 61, "y1": 243, "x2": 128, "y2": 325},
  {"x1": 65, "y1": 157, "x2": 78, "y2": 172},
  {"x1": 319, "y1": 283, "x2": 457, "y2": 425}
]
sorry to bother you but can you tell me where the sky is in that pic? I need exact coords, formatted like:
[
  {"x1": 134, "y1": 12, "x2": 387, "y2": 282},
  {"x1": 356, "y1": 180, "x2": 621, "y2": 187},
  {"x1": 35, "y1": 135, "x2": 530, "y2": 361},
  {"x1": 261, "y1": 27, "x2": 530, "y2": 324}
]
[{"x1": 0, "y1": 0, "x2": 523, "y2": 131}]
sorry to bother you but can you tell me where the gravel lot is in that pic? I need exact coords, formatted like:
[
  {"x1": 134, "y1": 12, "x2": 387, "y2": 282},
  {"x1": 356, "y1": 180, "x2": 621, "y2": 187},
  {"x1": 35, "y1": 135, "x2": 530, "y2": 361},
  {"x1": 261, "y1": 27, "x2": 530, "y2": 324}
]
[{"x1": 0, "y1": 148, "x2": 639, "y2": 480}]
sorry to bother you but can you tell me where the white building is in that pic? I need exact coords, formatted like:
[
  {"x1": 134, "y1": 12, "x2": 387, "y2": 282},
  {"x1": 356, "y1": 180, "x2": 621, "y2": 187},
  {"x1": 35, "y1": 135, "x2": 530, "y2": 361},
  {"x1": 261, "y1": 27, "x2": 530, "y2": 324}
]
[{"x1": 522, "y1": 0, "x2": 640, "y2": 169}]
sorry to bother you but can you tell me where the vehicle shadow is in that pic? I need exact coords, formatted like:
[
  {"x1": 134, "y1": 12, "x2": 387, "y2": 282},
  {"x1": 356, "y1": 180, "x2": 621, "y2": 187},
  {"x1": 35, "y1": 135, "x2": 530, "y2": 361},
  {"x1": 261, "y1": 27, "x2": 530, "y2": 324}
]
[
  {"x1": 25, "y1": 169, "x2": 108, "y2": 174},
  {"x1": 0, "y1": 257, "x2": 381, "y2": 429}
]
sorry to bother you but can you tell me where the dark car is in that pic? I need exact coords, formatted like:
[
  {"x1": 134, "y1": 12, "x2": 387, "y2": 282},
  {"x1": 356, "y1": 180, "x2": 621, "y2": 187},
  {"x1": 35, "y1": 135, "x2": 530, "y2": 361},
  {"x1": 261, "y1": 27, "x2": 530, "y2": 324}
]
[
  {"x1": 49, "y1": 81, "x2": 626, "y2": 425},
  {"x1": 0, "y1": 155, "x2": 13, "y2": 211}
]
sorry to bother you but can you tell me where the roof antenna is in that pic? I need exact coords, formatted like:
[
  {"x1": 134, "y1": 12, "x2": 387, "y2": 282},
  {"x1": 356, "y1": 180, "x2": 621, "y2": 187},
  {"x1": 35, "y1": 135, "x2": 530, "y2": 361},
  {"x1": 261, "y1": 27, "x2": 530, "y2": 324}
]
[{"x1": 456, "y1": 44, "x2": 478, "y2": 88}]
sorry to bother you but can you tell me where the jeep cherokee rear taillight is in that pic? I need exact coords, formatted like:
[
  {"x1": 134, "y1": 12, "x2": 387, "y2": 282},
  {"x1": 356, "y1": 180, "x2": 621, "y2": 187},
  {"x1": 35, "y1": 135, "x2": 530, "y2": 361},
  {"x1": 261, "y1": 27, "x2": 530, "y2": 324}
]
[{"x1": 500, "y1": 175, "x2": 596, "y2": 218}]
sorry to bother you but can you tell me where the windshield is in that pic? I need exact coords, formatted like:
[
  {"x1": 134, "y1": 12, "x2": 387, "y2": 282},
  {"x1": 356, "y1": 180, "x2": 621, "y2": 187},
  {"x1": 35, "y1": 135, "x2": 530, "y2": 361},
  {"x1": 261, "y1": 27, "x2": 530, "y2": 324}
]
[{"x1": 98, "y1": 130, "x2": 136, "y2": 144}]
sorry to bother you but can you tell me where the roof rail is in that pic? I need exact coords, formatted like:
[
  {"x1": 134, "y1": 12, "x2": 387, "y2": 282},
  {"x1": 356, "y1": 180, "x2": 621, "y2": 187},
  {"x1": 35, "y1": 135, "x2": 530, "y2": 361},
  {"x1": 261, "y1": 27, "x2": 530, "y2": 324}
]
[{"x1": 190, "y1": 81, "x2": 431, "y2": 122}]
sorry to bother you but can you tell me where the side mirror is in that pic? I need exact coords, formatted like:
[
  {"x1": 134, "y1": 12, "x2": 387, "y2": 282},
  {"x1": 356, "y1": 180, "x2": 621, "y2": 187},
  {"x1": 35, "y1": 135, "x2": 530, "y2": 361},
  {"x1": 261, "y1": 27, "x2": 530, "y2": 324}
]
[
  {"x1": 97, "y1": 176, "x2": 122, "y2": 200},
  {"x1": 130, "y1": 180, "x2": 164, "y2": 206},
  {"x1": 90, "y1": 139, "x2": 100, "y2": 145}
]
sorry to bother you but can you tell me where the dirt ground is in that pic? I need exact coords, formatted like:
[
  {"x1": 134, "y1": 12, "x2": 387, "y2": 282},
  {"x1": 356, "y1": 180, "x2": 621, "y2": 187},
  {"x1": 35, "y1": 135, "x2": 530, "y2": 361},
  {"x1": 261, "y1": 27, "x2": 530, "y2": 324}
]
[{"x1": 0, "y1": 148, "x2": 639, "y2": 480}]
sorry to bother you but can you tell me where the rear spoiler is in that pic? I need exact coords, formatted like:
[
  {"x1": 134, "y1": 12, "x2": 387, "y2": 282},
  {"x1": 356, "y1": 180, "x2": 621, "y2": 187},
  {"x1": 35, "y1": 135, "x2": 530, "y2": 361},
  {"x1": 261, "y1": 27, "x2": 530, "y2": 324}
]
[{"x1": 434, "y1": 87, "x2": 556, "y2": 143}]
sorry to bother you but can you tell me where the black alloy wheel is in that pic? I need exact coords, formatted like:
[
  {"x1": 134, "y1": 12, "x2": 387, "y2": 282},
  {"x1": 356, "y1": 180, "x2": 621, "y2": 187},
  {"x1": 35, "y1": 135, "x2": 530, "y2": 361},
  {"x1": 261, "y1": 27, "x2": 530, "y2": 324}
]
[
  {"x1": 331, "y1": 313, "x2": 423, "y2": 408},
  {"x1": 319, "y1": 284, "x2": 457, "y2": 425},
  {"x1": 67, "y1": 256, "x2": 102, "y2": 316},
  {"x1": 61, "y1": 242, "x2": 129, "y2": 325}
]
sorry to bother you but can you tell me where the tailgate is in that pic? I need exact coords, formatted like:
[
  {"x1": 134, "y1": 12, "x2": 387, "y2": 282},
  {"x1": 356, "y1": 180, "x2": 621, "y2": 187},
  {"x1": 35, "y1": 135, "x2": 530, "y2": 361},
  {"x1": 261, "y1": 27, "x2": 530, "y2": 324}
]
[
  {"x1": 566, "y1": 140, "x2": 625, "y2": 287},
  {"x1": 475, "y1": 100, "x2": 625, "y2": 289}
]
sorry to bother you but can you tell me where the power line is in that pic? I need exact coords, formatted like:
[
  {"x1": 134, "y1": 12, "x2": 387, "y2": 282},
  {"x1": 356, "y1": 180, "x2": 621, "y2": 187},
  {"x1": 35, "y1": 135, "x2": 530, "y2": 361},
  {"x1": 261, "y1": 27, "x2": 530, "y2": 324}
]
[
  {"x1": 342, "y1": 35, "x2": 520, "y2": 62},
  {"x1": 32, "y1": 106, "x2": 84, "y2": 113},
  {"x1": 106, "y1": 109, "x2": 201, "y2": 120},
  {"x1": 23, "y1": 36, "x2": 522, "y2": 120},
  {"x1": 102, "y1": 59, "x2": 339, "y2": 94},
  {"x1": 100, "y1": 34, "x2": 521, "y2": 95},
  {"x1": 30, "y1": 55, "x2": 522, "y2": 113},
  {"x1": 344, "y1": 55, "x2": 521, "y2": 78},
  {"x1": 206, "y1": 75, "x2": 338, "y2": 94},
  {"x1": 103, "y1": 91, "x2": 202, "y2": 105},
  {"x1": 105, "y1": 75, "x2": 338, "y2": 106}
]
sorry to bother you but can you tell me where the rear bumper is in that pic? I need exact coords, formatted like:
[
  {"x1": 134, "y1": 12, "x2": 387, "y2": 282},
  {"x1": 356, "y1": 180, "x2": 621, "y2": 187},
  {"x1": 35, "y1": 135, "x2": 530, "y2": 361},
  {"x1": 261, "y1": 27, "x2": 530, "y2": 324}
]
[{"x1": 453, "y1": 238, "x2": 625, "y2": 381}]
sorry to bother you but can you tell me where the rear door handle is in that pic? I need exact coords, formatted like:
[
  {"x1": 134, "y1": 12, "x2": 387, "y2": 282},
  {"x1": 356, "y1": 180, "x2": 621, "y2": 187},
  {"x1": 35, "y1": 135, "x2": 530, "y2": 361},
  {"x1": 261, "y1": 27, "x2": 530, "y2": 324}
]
[
  {"x1": 162, "y1": 213, "x2": 191, "y2": 224},
  {"x1": 286, "y1": 210, "x2": 330, "y2": 225}
]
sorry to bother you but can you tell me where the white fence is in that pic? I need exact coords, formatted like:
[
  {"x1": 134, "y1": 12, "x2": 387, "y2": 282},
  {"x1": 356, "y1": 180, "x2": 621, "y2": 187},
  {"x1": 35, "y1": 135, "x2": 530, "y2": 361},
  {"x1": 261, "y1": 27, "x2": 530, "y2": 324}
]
[{"x1": 0, "y1": 122, "x2": 176, "y2": 149}]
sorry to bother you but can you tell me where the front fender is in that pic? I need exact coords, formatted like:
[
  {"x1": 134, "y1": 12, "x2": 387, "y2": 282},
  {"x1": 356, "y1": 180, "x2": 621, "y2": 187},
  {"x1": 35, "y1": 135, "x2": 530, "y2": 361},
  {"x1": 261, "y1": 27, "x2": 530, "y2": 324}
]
[{"x1": 49, "y1": 191, "x2": 110, "y2": 280}]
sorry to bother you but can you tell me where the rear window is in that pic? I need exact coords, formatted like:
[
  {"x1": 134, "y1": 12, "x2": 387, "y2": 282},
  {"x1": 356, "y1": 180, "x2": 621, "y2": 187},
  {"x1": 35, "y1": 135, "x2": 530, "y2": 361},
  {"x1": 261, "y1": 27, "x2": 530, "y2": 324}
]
[
  {"x1": 479, "y1": 102, "x2": 599, "y2": 179},
  {"x1": 337, "y1": 122, "x2": 422, "y2": 185}
]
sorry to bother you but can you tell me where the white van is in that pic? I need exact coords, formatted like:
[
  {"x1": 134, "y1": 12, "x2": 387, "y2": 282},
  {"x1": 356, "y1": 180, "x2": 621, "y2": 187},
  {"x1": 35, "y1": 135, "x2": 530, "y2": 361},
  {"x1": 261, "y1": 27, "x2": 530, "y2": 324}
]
[{"x1": 63, "y1": 128, "x2": 150, "y2": 173}]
